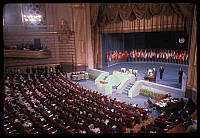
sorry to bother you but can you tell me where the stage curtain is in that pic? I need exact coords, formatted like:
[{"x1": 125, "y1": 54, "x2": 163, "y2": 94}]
[
  {"x1": 90, "y1": 3, "x2": 195, "y2": 69},
  {"x1": 72, "y1": 6, "x2": 87, "y2": 66},
  {"x1": 186, "y1": 5, "x2": 197, "y2": 103},
  {"x1": 91, "y1": 27, "x2": 97, "y2": 69},
  {"x1": 90, "y1": 3, "x2": 99, "y2": 28},
  {"x1": 91, "y1": 26, "x2": 103, "y2": 69},
  {"x1": 92, "y1": 3, "x2": 194, "y2": 29},
  {"x1": 91, "y1": 3, "x2": 192, "y2": 34},
  {"x1": 117, "y1": 4, "x2": 134, "y2": 21}
]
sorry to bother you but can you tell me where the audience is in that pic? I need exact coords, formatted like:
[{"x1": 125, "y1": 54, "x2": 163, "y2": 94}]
[{"x1": 3, "y1": 68, "x2": 196, "y2": 134}]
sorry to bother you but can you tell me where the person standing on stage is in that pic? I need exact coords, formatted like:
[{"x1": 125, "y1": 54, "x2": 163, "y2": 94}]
[
  {"x1": 159, "y1": 66, "x2": 164, "y2": 80},
  {"x1": 147, "y1": 97, "x2": 153, "y2": 108},
  {"x1": 178, "y1": 67, "x2": 183, "y2": 83}
]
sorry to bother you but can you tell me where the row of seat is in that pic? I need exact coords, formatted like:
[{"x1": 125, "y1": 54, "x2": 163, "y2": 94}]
[{"x1": 3, "y1": 71, "x2": 150, "y2": 134}]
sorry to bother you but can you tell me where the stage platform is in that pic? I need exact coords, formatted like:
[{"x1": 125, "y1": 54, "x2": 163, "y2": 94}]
[
  {"x1": 75, "y1": 62, "x2": 188, "y2": 117},
  {"x1": 102, "y1": 61, "x2": 188, "y2": 89}
]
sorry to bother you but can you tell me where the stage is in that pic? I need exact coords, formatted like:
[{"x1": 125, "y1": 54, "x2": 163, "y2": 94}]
[
  {"x1": 102, "y1": 61, "x2": 188, "y2": 89},
  {"x1": 75, "y1": 62, "x2": 188, "y2": 117}
]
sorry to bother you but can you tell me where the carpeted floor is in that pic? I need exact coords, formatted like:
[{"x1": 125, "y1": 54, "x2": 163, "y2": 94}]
[
  {"x1": 75, "y1": 62, "x2": 188, "y2": 117},
  {"x1": 102, "y1": 61, "x2": 188, "y2": 89}
]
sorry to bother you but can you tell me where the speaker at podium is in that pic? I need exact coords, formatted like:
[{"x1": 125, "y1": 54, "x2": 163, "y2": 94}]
[{"x1": 121, "y1": 68, "x2": 126, "y2": 73}]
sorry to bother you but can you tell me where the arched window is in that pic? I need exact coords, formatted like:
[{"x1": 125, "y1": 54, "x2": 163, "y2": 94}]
[{"x1": 22, "y1": 3, "x2": 46, "y2": 25}]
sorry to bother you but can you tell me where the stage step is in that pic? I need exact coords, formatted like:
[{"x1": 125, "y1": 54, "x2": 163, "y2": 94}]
[
  {"x1": 103, "y1": 75, "x2": 109, "y2": 80},
  {"x1": 122, "y1": 82, "x2": 135, "y2": 96}
]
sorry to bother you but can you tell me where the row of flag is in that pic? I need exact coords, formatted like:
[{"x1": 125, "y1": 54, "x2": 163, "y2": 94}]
[{"x1": 107, "y1": 49, "x2": 189, "y2": 62}]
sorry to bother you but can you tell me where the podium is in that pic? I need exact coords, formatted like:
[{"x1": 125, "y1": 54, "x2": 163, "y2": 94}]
[{"x1": 144, "y1": 69, "x2": 156, "y2": 82}]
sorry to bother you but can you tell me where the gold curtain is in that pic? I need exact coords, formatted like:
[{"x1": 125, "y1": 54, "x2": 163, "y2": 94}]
[
  {"x1": 186, "y1": 5, "x2": 197, "y2": 96},
  {"x1": 93, "y1": 3, "x2": 194, "y2": 26},
  {"x1": 132, "y1": 3, "x2": 150, "y2": 19},
  {"x1": 90, "y1": 3, "x2": 100, "y2": 28},
  {"x1": 91, "y1": 26, "x2": 102, "y2": 68}
]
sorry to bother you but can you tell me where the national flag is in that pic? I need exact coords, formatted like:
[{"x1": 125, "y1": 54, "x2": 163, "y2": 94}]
[
  {"x1": 129, "y1": 50, "x2": 132, "y2": 58},
  {"x1": 170, "y1": 50, "x2": 173, "y2": 58},
  {"x1": 145, "y1": 49, "x2": 148, "y2": 59},
  {"x1": 129, "y1": 50, "x2": 131, "y2": 58},
  {"x1": 112, "y1": 51, "x2": 115, "y2": 61},
  {"x1": 159, "y1": 49, "x2": 162, "y2": 59},
  {"x1": 136, "y1": 50, "x2": 139, "y2": 59},
  {"x1": 138, "y1": 50, "x2": 140, "y2": 58},
  {"x1": 182, "y1": 52, "x2": 185, "y2": 61},
  {"x1": 132, "y1": 50, "x2": 135, "y2": 59},
  {"x1": 148, "y1": 50, "x2": 150, "y2": 58},
  {"x1": 165, "y1": 50, "x2": 167, "y2": 60},
  {"x1": 110, "y1": 51, "x2": 112, "y2": 61},
  {"x1": 143, "y1": 50, "x2": 145, "y2": 58},
  {"x1": 150, "y1": 50, "x2": 153, "y2": 58},
  {"x1": 186, "y1": 51, "x2": 189, "y2": 61},
  {"x1": 181, "y1": 50, "x2": 184, "y2": 61},
  {"x1": 122, "y1": 50, "x2": 125, "y2": 58},
  {"x1": 126, "y1": 50, "x2": 129, "y2": 58},
  {"x1": 163, "y1": 50, "x2": 165, "y2": 59},
  {"x1": 177, "y1": 51, "x2": 180, "y2": 61},
  {"x1": 173, "y1": 50, "x2": 176, "y2": 59},
  {"x1": 114, "y1": 50, "x2": 117, "y2": 60},
  {"x1": 118, "y1": 50, "x2": 122, "y2": 59},
  {"x1": 153, "y1": 50, "x2": 156, "y2": 60},
  {"x1": 179, "y1": 53, "x2": 182, "y2": 61},
  {"x1": 157, "y1": 49, "x2": 160, "y2": 59},
  {"x1": 107, "y1": 52, "x2": 110, "y2": 62},
  {"x1": 116, "y1": 50, "x2": 119, "y2": 59}
]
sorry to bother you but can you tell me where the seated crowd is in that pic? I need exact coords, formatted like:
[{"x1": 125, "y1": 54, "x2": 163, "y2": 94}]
[
  {"x1": 3, "y1": 67, "x2": 150, "y2": 134},
  {"x1": 139, "y1": 94, "x2": 196, "y2": 133}
]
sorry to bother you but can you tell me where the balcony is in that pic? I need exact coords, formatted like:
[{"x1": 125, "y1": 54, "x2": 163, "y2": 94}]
[{"x1": 4, "y1": 49, "x2": 51, "y2": 59}]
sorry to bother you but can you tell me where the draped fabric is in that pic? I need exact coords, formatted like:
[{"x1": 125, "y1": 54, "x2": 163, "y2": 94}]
[
  {"x1": 186, "y1": 5, "x2": 197, "y2": 103},
  {"x1": 90, "y1": 3, "x2": 99, "y2": 28},
  {"x1": 90, "y1": 3, "x2": 195, "y2": 69},
  {"x1": 73, "y1": 7, "x2": 86, "y2": 66},
  {"x1": 90, "y1": 3, "x2": 194, "y2": 27},
  {"x1": 132, "y1": 3, "x2": 151, "y2": 19}
]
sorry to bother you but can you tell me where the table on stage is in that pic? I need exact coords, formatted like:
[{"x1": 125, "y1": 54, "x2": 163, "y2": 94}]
[{"x1": 71, "y1": 72, "x2": 89, "y2": 81}]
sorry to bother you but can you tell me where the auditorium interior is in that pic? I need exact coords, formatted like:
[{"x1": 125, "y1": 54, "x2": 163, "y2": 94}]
[{"x1": 3, "y1": 3, "x2": 197, "y2": 134}]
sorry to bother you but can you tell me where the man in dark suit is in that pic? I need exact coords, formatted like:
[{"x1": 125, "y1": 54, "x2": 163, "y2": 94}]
[
  {"x1": 45, "y1": 66, "x2": 48, "y2": 75},
  {"x1": 26, "y1": 67, "x2": 30, "y2": 74},
  {"x1": 147, "y1": 97, "x2": 153, "y2": 108},
  {"x1": 32, "y1": 67, "x2": 36, "y2": 75},
  {"x1": 159, "y1": 66, "x2": 164, "y2": 80},
  {"x1": 178, "y1": 67, "x2": 183, "y2": 83}
]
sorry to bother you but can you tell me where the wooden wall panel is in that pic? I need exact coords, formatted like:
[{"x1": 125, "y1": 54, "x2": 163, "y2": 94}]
[{"x1": 4, "y1": 31, "x2": 75, "y2": 69}]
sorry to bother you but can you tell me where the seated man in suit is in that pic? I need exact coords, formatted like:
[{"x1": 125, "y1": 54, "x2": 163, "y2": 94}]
[{"x1": 147, "y1": 97, "x2": 153, "y2": 108}]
